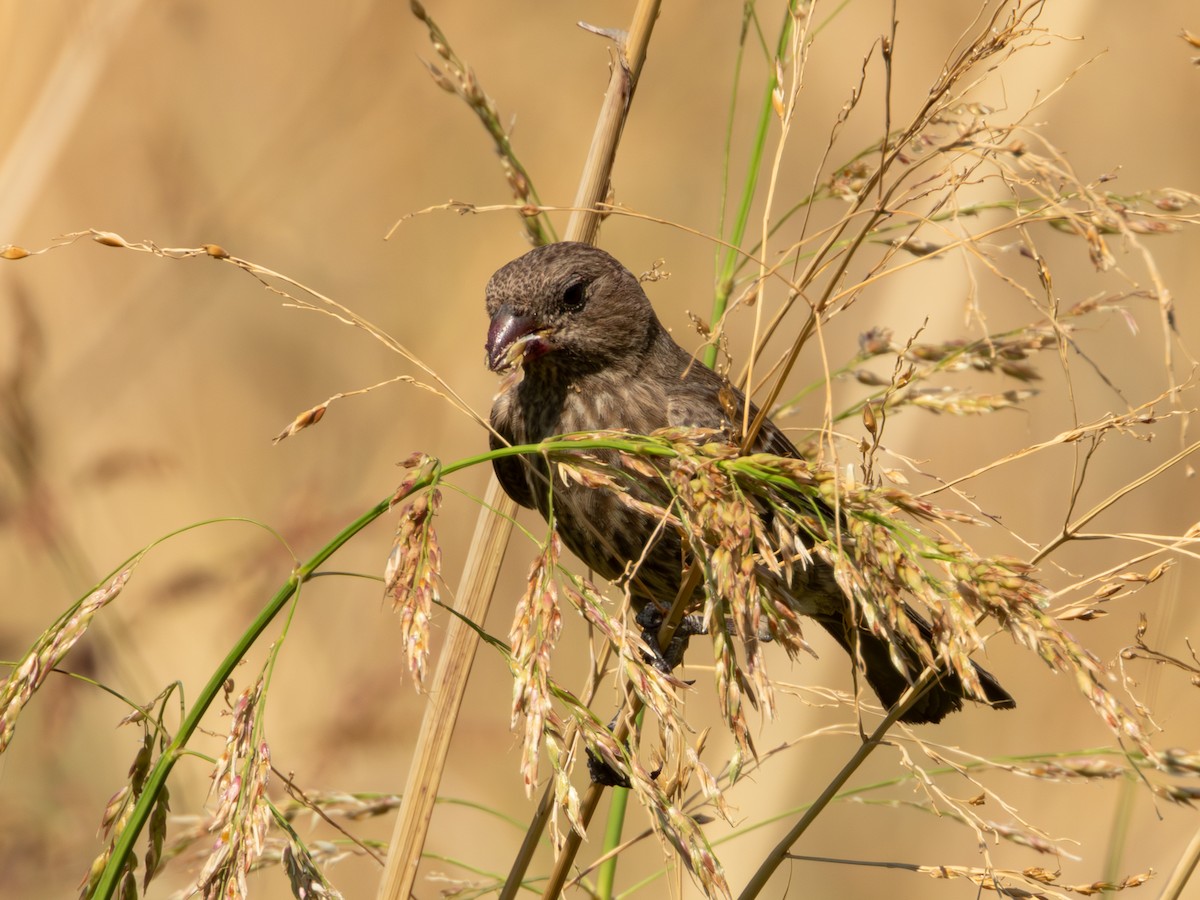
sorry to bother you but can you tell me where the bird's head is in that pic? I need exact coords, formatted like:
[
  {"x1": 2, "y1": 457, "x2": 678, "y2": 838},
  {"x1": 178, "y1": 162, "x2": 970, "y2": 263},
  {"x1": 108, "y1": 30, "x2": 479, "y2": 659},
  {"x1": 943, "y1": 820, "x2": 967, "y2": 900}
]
[{"x1": 484, "y1": 242, "x2": 659, "y2": 375}]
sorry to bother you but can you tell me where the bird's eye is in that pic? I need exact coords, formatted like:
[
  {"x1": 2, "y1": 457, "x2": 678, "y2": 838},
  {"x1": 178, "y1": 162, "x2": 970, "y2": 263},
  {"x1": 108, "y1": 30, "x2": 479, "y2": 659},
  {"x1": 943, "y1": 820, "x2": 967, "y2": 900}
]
[{"x1": 561, "y1": 281, "x2": 587, "y2": 312}]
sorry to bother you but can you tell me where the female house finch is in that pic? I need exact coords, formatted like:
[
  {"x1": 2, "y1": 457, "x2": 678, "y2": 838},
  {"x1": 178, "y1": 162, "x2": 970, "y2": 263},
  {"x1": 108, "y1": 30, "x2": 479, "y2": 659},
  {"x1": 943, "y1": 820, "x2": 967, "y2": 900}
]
[{"x1": 485, "y1": 241, "x2": 1013, "y2": 724}]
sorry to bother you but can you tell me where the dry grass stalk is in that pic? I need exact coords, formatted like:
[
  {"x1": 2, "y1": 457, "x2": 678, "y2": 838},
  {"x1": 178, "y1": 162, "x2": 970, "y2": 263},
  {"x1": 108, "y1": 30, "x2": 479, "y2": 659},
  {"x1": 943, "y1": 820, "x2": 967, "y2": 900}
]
[
  {"x1": 724, "y1": 3, "x2": 1059, "y2": 428},
  {"x1": 4, "y1": 0, "x2": 1197, "y2": 897},
  {"x1": 540, "y1": 428, "x2": 1147, "y2": 754},
  {"x1": 375, "y1": 1, "x2": 661, "y2": 892},
  {"x1": 26, "y1": 229, "x2": 489, "y2": 433},
  {"x1": 1159, "y1": 823, "x2": 1200, "y2": 900},
  {"x1": 546, "y1": 570, "x2": 696, "y2": 835},
  {"x1": 509, "y1": 403, "x2": 1191, "y2": 894},
  {"x1": 785, "y1": 854, "x2": 1153, "y2": 899},
  {"x1": 376, "y1": 476, "x2": 517, "y2": 900},
  {"x1": 551, "y1": 727, "x2": 1197, "y2": 897},
  {"x1": 380, "y1": 0, "x2": 666, "y2": 889},
  {"x1": 1120, "y1": 615, "x2": 1200, "y2": 691},
  {"x1": 405, "y1": 0, "x2": 553, "y2": 247}
]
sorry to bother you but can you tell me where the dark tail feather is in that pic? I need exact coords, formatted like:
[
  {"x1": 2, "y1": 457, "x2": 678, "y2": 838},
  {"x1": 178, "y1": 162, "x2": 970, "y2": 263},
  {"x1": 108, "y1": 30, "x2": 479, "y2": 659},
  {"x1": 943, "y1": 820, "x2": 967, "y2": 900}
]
[{"x1": 816, "y1": 606, "x2": 1015, "y2": 725}]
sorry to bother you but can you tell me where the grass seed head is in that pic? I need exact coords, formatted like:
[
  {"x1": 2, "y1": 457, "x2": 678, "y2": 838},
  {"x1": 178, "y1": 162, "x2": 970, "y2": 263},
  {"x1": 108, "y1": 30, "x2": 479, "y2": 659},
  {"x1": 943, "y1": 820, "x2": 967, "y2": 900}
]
[
  {"x1": 0, "y1": 571, "x2": 129, "y2": 755},
  {"x1": 385, "y1": 485, "x2": 443, "y2": 688}
]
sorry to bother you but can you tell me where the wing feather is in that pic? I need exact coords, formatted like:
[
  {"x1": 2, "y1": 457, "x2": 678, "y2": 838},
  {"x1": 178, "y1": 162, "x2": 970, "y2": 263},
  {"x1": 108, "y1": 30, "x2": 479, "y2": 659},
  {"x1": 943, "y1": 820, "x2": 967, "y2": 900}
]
[{"x1": 489, "y1": 395, "x2": 536, "y2": 509}]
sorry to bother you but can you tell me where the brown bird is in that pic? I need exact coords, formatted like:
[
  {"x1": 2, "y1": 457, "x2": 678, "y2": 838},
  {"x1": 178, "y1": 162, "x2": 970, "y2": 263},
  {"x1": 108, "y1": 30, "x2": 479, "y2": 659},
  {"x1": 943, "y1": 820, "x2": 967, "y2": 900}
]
[{"x1": 485, "y1": 241, "x2": 1013, "y2": 725}]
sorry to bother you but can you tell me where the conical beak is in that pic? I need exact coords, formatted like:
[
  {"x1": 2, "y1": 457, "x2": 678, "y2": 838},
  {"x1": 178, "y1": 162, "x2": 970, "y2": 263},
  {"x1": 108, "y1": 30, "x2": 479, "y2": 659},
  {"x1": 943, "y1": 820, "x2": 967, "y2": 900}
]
[{"x1": 486, "y1": 307, "x2": 550, "y2": 372}]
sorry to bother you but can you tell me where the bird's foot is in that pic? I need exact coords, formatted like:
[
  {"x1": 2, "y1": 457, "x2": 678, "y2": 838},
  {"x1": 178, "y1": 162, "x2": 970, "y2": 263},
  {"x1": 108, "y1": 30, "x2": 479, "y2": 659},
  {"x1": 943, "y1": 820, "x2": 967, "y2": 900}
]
[
  {"x1": 587, "y1": 608, "x2": 706, "y2": 786},
  {"x1": 587, "y1": 748, "x2": 631, "y2": 788},
  {"x1": 586, "y1": 747, "x2": 663, "y2": 788},
  {"x1": 634, "y1": 607, "x2": 707, "y2": 674}
]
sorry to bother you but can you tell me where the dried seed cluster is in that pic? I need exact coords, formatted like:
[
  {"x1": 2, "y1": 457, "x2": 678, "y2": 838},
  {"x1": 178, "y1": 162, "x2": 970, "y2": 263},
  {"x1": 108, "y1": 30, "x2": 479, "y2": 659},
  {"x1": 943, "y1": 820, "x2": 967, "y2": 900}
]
[
  {"x1": 0, "y1": 571, "x2": 129, "y2": 754},
  {"x1": 509, "y1": 533, "x2": 565, "y2": 795},
  {"x1": 384, "y1": 454, "x2": 444, "y2": 688},
  {"x1": 184, "y1": 678, "x2": 273, "y2": 900},
  {"x1": 541, "y1": 428, "x2": 1149, "y2": 757}
]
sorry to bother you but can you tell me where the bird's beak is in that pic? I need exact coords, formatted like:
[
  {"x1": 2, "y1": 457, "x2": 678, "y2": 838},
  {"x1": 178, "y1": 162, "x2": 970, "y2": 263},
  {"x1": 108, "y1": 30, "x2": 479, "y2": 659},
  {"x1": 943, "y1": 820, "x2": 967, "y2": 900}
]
[{"x1": 486, "y1": 307, "x2": 551, "y2": 372}]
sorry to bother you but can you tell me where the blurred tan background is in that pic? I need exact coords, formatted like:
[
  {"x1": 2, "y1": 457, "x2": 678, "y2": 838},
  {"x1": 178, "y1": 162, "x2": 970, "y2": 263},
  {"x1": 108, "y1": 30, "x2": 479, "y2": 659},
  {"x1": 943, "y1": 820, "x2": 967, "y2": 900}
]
[{"x1": 1, "y1": 2, "x2": 1198, "y2": 897}]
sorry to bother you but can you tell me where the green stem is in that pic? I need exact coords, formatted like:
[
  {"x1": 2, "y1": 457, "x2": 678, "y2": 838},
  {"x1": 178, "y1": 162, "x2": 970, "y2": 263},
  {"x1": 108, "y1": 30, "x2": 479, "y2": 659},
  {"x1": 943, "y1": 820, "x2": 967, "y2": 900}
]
[
  {"x1": 706, "y1": 3, "x2": 798, "y2": 369},
  {"x1": 596, "y1": 707, "x2": 644, "y2": 900},
  {"x1": 91, "y1": 499, "x2": 390, "y2": 899},
  {"x1": 89, "y1": 434, "x2": 681, "y2": 898},
  {"x1": 597, "y1": 789, "x2": 630, "y2": 899}
]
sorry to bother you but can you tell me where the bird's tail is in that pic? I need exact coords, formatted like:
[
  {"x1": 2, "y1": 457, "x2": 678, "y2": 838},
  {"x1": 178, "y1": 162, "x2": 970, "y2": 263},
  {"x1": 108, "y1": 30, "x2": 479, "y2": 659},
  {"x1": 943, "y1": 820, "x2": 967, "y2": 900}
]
[{"x1": 815, "y1": 606, "x2": 1014, "y2": 724}]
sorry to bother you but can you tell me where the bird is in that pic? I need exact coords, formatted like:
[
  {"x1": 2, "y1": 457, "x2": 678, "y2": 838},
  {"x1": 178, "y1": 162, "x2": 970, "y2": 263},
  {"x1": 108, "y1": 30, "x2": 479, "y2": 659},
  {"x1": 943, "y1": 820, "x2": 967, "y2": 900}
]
[{"x1": 484, "y1": 241, "x2": 1014, "y2": 726}]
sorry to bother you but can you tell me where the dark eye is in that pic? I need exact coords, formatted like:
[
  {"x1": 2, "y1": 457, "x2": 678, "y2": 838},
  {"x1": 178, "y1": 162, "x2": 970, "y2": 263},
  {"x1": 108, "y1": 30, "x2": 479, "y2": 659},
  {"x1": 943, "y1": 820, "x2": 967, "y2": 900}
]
[{"x1": 561, "y1": 280, "x2": 587, "y2": 312}]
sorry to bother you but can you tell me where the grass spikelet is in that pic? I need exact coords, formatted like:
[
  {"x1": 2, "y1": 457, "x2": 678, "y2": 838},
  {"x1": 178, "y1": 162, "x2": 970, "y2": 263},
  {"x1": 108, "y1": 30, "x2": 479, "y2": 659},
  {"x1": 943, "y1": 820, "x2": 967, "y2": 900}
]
[
  {"x1": 405, "y1": 0, "x2": 552, "y2": 247},
  {"x1": 187, "y1": 677, "x2": 272, "y2": 900},
  {"x1": 384, "y1": 454, "x2": 443, "y2": 689},
  {"x1": 509, "y1": 531, "x2": 564, "y2": 796},
  {"x1": 639, "y1": 772, "x2": 731, "y2": 900},
  {"x1": 0, "y1": 570, "x2": 129, "y2": 754},
  {"x1": 78, "y1": 731, "x2": 163, "y2": 898},
  {"x1": 565, "y1": 573, "x2": 688, "y2": 747}
]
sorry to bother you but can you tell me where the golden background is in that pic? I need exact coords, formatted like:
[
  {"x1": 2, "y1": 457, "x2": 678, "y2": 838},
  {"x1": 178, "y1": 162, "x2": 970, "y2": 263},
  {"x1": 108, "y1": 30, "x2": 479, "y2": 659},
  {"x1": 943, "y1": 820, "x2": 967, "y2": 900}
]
[{"x1": 1, "y1": 2, "x2": 1198, "y2": 897}]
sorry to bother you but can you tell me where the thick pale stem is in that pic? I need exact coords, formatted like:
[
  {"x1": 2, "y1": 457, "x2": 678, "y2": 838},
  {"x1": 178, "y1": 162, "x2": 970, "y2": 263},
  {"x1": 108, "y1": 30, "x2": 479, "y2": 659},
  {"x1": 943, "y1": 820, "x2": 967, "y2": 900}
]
[{"x1": 377, "y1": 3, "x2": 662, "y2": 899}]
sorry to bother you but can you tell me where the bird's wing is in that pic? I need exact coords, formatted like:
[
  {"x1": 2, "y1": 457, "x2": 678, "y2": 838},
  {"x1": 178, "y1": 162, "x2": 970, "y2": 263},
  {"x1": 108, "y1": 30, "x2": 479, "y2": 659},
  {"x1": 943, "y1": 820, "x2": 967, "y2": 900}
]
[
  {"x1": 663, "y1": 352, "x2": 1015, "y2": 720},
  {"x1": 666, "y1": 359, "x2": 802, "y2": 460},
  {"x1": 666, "y1": 358, "x2": 840, "y2": 547},
  {"x1": 489, "y1": 394, "x2": 536, "y2": 509}
]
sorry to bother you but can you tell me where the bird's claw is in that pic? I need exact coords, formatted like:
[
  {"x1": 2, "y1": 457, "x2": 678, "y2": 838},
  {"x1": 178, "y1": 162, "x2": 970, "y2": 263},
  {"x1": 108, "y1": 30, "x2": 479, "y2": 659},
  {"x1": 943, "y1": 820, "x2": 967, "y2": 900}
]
[
  {"x1": 634, "y1": 607, "x2": 709, "y2": 673},
  {"x1": 587, "y1": 748, "x2": 631, "y2": 788},
  {"x1": 585, "y1": 749, "x2": 663, "y2": 788}
]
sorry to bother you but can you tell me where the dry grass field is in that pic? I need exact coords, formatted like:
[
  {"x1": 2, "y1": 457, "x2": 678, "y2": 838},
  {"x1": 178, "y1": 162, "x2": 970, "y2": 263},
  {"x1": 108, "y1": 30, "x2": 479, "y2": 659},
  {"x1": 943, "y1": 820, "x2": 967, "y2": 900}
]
[{"x1": 2, "y1": 2, "x2": 1199, "y2": 898}]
